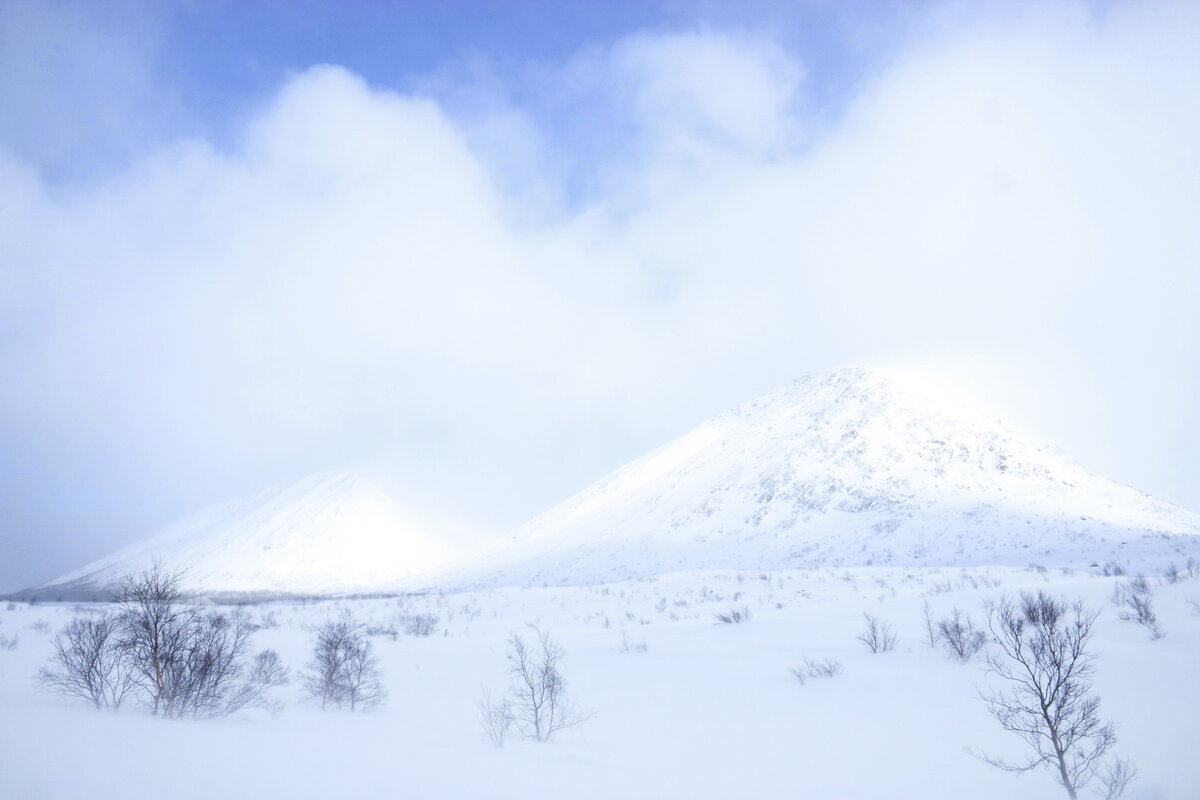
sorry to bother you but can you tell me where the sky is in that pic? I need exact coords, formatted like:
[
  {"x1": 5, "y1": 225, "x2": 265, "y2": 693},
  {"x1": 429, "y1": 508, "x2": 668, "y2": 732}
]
[{"x1": 1, "y1": 0, "x2": 1198, "y2": 592}]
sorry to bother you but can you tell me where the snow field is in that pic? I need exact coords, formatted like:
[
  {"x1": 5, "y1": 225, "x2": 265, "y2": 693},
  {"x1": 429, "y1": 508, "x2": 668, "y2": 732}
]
[{"x1": 1, "y1": 565, "x2": 1197, "y2": 799}]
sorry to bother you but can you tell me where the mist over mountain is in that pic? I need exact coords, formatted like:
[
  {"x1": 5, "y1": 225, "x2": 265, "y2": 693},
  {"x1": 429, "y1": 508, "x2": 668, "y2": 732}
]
[
  {"x1": 34, "y1": 471, "x2": 458, "y2": 598},
  {"x1": 30, "y1": 368, "x2": 1199, "y2": 598}
]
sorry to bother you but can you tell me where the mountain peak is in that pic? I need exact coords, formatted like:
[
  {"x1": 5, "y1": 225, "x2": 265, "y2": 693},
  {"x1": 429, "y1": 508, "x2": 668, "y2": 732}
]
[
  {"x1": 39, "y1": 471, "x2": 459, "y2": 597},
  {"x1": 455, "y1": 367, "x2": 1199, "y2": 587}
]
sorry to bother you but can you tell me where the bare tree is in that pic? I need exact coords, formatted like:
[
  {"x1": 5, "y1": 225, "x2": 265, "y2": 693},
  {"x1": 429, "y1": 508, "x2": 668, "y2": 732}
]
[
  {"x1": 938, "y1": 607, "x2": 987, "y2": 662},
  {"x1": 168, "y1": 612, "x2": 254, "y2": 718},
  {"x1": 978, "y1": 592, "x2": 1131, "y2": 800},
  {"x1": 115, "y1": 562, "x2": 196, "y2": 715},
  {"x1": 304, "y1": 611, "x2": 383, "y2": 711},
  {"x1": 39, "y1": 614, "x2": 134, "y2": 709},
  {"x1": 1096, "y1": 758, "x2": 1138, "y2": 800},
  {"x1": 305, "y1": 612, "x2": 357, "y2": 710},
  {"x1": 341, "y1": 636, "x2": 385, "y2": 711},
  {"x1": 477, "y1": 685, "x2": 513, "y2": 747},
  {"x1": 104, "y1": 564, "x2": 287, "y2": 718},
  {"x1": 164, "y1": 612, "x2": 286, "y2": 719},
  {"x1": 857, "y1": 613, "x2": 897, "y2": 653},
  {"x1": 921, "y1": 600, "x2": 938, "y2": 648},
  {"x1": 505, "y1": 626, "x2": 582, "y2": 742},
  {"x1": 231, "y1": 649, "x2": 290, "y2": 716}
]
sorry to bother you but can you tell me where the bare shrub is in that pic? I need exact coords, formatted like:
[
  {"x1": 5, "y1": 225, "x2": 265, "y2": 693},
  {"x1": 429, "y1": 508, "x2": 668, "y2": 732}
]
[
  {"x1": 365, "y1": 624, "x2": 398, "y2": 640},
  {"x1": 978, "y1": 592, "x2": 1132, "y2": 800},
  {"x1": 115, "y1": 562, "x2": 196, "y2": 715},
  {"x1": 403, "y1": 614, "x2": 438, "y2": 637},
  {"x1": 938, "y1": 607, "x2": 987, "y2": 662},
  {"x1": 790, "y1": 658, "x2": 842, "y2": 685},
  {"x1": 1096, "y1": 758, "x2": 1138, "y2": 800},
  {"x1": 114, "y1": 563, "x2": 284, "y2": 718},
  {"x1": 477, "y1": 686, "x2": 512, "y2": 747},
  {"x1": 237, "y1": 649, "x2": 290, "y2": 716},
  {"x1": 304, "y1": 611, "x2": 384, "y2": 711},
  {"x1": 921, "y1": 600, "x2": 938, "y2": 648},
  {"x1": 1164, "y1": 562, "x2": 1180, "y2": 584},
  {"x1": 1112, "y1": 576, "x2": 1163, "y2": 639},
  {"x1": 857, "y1": 613, "x2": 897, "y2": 653},
  {"x1": 37, "y1": 565, "x2": 288, "y2": 718},
  {"x1": 341, "y1": 636, "x2": 385, "y2": 711},
  {"x1": 505, "y1": 626, "x2": 583, "y2": 742},
  {"x1": 619, "y1": 630, "x2": 647, "y2": 653},
  {"x1": 714, "y1": 606, "x2": 750, "y2": 624},
  {"x1": 39, "y1": 614, "x2": 134, "y2": 709},
  {"x1": 167, "y1": 612, "x2": 256, "y2": 719}
]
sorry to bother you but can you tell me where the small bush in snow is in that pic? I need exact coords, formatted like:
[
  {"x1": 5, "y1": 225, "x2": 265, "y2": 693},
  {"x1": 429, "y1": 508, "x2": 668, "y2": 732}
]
[
  {"x1": 404, "y1": 614, "x2": 438, "y2": 637},
  {"x1": 714, "y1": 606, "x2": 750, "y2": 624},
  {"x1": 619, "y1": 630, "x2": 647, "y2": 653},
  {"x1": 37, "y1": 564, "x2": 288, "y2": 718},
  {"x1": 304, "y1": 611, "x2": 385, "y2": 711},
  {"x1": 1112, "y1": 576, "x2": 1163, "y2": 639},
  {"x1": 365, "y1": 624, "x2": 398, "y2": 641},
  {"x1": 937, "y1": 608, "x2": 987, "y2": 662},
  {"x1": 1097, "y1": 759, "x2": 1138, "y2": 800},
  {"x1": 477, "y1": 686, "x2": 512, "y2": 747},
  {"x1": 117, "y1": 563, "x2": 288, "y2": 718},
  {"x1": 502, "y1": 625, "x2": 585, "y2": 742},
  {"x1": 790, "y1": 658, "x2": 842, "y2": 685},
  {"x1": 857, "y1": 613, "x2": 897, "y2": 653},
  {"x1": 921, "y1": 600, "x2": 938, "y2": 648},
  {"x1": 39, "y1": 614, "x2": 133, "y2": 710}
]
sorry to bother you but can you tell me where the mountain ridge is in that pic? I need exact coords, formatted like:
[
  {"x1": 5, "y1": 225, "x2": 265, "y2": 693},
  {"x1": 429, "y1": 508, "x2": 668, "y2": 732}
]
[
  {"x1": 34, "y1": 470, "x2": 459, "y2": 598},
  {"x1": 435, "y1": 367, "x2": 1199, "y2": 587},
  {"x1": 28, "y1": 367, "x2": 1200, "y2": 598}
]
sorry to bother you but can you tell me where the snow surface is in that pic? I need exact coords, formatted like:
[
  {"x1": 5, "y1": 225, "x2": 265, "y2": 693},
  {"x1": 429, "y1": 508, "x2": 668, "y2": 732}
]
[
  {"x1": 441, "y1": 367, "x2": 1200, "y2": 588},
  {"x1": 2, "y1": 565, "x2": 1198, "y2": 799},
  {"x1": 39, "y1": 471, "x2": 459, "y2": 597}
]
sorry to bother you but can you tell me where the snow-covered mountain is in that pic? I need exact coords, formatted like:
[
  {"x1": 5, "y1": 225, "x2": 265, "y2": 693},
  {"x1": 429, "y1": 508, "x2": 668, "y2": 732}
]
[
  {"x1": 37, "y1": 471, "x2": 459, "y2": 598},
  {"x1": 444, "y1": 367, "x2": 1200, "y2": 587},
  {"x1": 33, "y1": 368, "x2": 1200, "y2": 598}
]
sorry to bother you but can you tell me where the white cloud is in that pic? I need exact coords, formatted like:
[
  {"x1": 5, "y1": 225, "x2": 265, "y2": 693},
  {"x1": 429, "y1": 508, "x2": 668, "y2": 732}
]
[{"x1": 2, "y1": 2, "x2": 1199, "y2": 588}]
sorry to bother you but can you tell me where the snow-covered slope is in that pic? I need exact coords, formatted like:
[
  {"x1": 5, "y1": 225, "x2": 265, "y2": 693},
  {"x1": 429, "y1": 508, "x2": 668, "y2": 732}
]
[
  {"x1": 38, "y1": 471, "x2": 458, "y2": 597},
  {"x1": 445, "y1": 367, "x2": 1200, "y2": 587}
]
